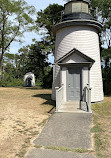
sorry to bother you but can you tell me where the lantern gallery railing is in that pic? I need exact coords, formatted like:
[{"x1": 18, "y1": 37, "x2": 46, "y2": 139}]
[{"x1": 55, "y1": 84, "x2": 64, "y2": 111}]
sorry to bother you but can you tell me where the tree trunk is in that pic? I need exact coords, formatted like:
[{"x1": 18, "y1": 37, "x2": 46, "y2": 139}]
[
  {"x1": 0, "y1": 47, "x2": 4, "y2": 87},
  {"x1": 0, "y1": 59, "x2": 3, "y2": 87},
  {"x1": 0, "y1": 12, "x2": 6, "y2": 86}
]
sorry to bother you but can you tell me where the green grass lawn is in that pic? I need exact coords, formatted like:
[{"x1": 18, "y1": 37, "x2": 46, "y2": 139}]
[{"x1": 92, "y1": 97, "x2": 111, "y2": 158}]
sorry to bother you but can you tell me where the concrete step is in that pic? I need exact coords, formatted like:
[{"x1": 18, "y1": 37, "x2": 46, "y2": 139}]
[{"x1": 58, "y1": 101, "x2": 87, "y2": 113}]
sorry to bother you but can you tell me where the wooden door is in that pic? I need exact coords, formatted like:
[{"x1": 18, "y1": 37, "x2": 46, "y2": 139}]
[{"x1": 67, "y1": 67, "x2": 81, "y2": 101}]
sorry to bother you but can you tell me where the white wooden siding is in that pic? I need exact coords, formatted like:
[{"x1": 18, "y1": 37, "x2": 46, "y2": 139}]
[
  {"x1": 52, "y1": 64, "x2": 60, "y2": 100},
  {"x1": 82, "y1": 67, "x2": 89, "y2": 89},
  {"x1": 52, "y1": 25, "x2": 103, "y2": 102}
]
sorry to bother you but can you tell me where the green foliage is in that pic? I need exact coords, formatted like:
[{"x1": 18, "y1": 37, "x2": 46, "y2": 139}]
[
  {"x1": 19, "y1": 41, "x2": 50, "y2": 82},
  {"x1": 0, "y1": 0, "x2": 36, "y2": 50},
  {"x1": 42, "y1": 67, "x2": 53, "y2": 88},
  {"x1": 2, "y1": 59, "x2": 24, "y2": 87},
  {"x1": 0, "y1": 0, "x2": 36, "y2": 85},
  {"x1": 36, "y1": 4, "x2": 64, "y2": 53},
  {"x1": 90, "y1": 0, "x2": 111, "y2": 95},
  {"x1": 2, "y1": 72, "x2": 23, "y2": 87},
  {"x1": 90, "y1": 0, "x2": 111, "y2": 48},
  {"x1": 3, "y1": 53, "x2": 25, "y2": 79},
  {"x1": 4, "y1": 63, "x2": 16, "y2": 77},
  {"x1": 102, "y1": 48, "x2": 111, "y2": 58},
  {"x1": 36, "y1": 4, "x2": 63, "y2": 35},
  {"x1": 101, "y1": 48, "x2": 111, "y2": 94},
  {"x1": 2, "y1": 39, "x2": 53, "y2": 88}
]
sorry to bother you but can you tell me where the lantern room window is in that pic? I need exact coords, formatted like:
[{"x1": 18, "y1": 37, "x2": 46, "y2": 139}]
[{"x1": 64, "y1": 1, "x2": 89, "y2": 15}]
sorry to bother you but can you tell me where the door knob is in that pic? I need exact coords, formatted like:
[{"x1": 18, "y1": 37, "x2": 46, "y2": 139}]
[{"x1": 69, "y1": 84, "x2": 70, "y2": 87}]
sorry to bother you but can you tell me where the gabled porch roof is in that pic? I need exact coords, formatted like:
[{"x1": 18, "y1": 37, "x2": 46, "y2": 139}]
[{"x1": 56, "y1": 48, "x2": 95, "y2": 65}]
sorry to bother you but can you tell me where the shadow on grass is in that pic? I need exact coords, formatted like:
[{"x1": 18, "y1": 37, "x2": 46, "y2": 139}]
[
  {"x1": 105, "y1": 95, "x2": 111, "y2": 97},
  {"x1": 32, "y1": 94, "x2": 56, "y2": 107},
  {"x1": 19, "y1": 86, "x2": 43, "y2": 90}
]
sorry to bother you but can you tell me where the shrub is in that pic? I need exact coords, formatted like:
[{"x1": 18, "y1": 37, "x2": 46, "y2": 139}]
[
  {"x1": 42, "y1": 68, "x2": 53, "y2": 88},
  {"x1": 2, "y1": 72, "x2": 24, "y2": 87}
]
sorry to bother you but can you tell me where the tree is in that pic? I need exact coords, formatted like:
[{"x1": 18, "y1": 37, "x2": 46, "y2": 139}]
[
  {"x1": 90, "y1": 0, "x2": 111, "y2": 48},
  {"x1": 2, "y1": 53, "x2": 23, "y2": 87},
  {"x1": 36, "y1": 4, "x2": 64, "y2": 54},
  {"x1": 4, "y1": 53, "x2": 15, "y2": 64},
  {"x1": 0, "y1": 0, "x2": 36, "y2": 85},
  {"x1": 89, "y1": 0, "x2": 111, "y2": 94},
  {"x1": 18, "y1": 41, "x2": 50, "y2": 82},
  {"x1": 42, "y1": 67, "x2": 53, "y2": 88},
  {"x1": 101, "y1": 48, "x2": 111, "y2": 94},
  {"x1": 2, "y1": 41, "x2": 52, "y2": 87}
]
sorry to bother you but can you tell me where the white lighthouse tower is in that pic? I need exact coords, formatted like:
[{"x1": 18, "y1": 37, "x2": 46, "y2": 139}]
[{"x1": 52, "y1": 0, "x2": 104, "y2": 111}]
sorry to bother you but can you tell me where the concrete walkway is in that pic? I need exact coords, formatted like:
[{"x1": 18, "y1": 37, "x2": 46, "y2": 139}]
[
  {"x1": 26, "y1": 148, "x2": 93, "y2": 158},
  {"x1": 25, "y1": 113, "x2": 94, "y2": 158}
]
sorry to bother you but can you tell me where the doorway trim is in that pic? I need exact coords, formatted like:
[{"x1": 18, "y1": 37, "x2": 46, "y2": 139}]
[{"x1": 66, "y1": 66, "x2": 82, "y2": 101}]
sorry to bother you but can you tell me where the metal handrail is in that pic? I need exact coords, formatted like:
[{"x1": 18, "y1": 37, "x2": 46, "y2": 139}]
[{"x1": 83, "y1": 84, "x2": 92, "y2": 112}]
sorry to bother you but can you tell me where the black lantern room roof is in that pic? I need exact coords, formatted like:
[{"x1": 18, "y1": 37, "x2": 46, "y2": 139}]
[{"x1": 66, "y1": 0, "x2": 90, "y2": 3}]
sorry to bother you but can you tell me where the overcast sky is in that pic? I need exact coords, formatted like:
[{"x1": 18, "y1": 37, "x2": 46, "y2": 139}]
[{"x1": 10, "y1": 0, "x2": 66, "y2": 63}]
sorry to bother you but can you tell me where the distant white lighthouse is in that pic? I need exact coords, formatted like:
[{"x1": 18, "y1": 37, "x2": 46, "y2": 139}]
[{"x1": 52, "y1": 0, "x2": 104, "y2": 104}]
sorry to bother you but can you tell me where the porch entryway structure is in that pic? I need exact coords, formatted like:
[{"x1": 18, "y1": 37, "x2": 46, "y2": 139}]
[
  {"x1": 24, "y1": 72, "x2": 35, "y2": 87},
  {"x1": 55, "y1": 48, "x2": 94, "y2": 113}
]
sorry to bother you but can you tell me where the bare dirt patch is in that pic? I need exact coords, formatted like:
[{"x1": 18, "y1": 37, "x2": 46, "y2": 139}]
[{"x1": 0, "y1": 87, "x2": 55, "y2": 158}]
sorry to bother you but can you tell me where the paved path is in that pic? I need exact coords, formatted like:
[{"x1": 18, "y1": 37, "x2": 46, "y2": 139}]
[
  {"x1": 26, "y1": 148, "x2": 93, "y2": 158},
  {"x1": 25, "y1": 113, "x2": 94, "y2": 158}
]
